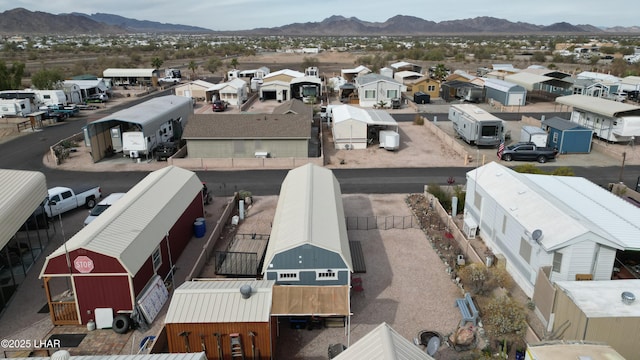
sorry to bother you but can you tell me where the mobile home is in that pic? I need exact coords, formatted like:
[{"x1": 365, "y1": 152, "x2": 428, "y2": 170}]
[
  {"x1": 0, "y1": 99, "x2": 33, "y2": 117},
  {"x1": 34, "y1": 90, "x2": 67, "y2": 106},
  {"x1": 448, "y1": 104, "x2": 505, "y2": 146}
]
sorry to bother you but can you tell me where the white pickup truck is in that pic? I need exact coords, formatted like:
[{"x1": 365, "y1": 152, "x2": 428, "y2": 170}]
[{"x1": 45, "y1": 186, "x2": 102, "y2": 218}]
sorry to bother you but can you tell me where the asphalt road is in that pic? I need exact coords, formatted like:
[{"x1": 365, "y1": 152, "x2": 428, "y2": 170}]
[{"x1": 1, "y1": 107, "x2": 639, "y2": 196}]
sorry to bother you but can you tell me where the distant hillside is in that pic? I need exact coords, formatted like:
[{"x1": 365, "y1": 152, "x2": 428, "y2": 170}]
[
  {"x1": 0, "y1": 8, "x2": 124, "y2": 34},
  {"x1": 71, "y1": 12, "x2": 212, "y2": 33},
  {"x1": 0, "y1": 9, "x2": 638, "y2": 35}
]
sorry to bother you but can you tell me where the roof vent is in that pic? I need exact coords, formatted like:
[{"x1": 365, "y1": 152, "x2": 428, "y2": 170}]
[
  {"x1": 240, "y1": 284, "x2": 253, "y2": 299},
  {"x1": 51, "y1": 350, "x2": 71, "y2": 360},
  {"x1": 622, "y1": 291, "x2": 636, "y2": 305}
]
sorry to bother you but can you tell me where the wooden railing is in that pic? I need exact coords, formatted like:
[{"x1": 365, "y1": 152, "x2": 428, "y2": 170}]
[{"x1": 50, "y1": 302, "x2": 79, "y2": 325}]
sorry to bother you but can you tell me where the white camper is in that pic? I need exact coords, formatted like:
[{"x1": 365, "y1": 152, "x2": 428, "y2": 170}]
[
  {"x1": 379, "y1": 130, "x2": 400, "y2": 151},
  {"x1": 34, "y1": 90, "x2": 67, "y2": 106},
  {"x1": 0, "y1": 99, "x2": 33, "y2": 117},
  {"x1": 448, "y1": 103, "x2": 505, "y2": 146},
  {"x1": 520, "y1": 126, "x2": 548, "y2": 147}
]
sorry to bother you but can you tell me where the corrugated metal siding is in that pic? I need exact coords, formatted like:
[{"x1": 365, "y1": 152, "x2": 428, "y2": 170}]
[
  {"x1": 262, "y1": 164, "x2": 352, "y2": 275},
  {"x1": 43, "y1": 166, "x2": 203, "y2": 277},
  {"x1": 166, "y1": 322, "x2": 273, "y2": 360},
  {"x1": 585, "y1": 317, "x2": 640, "y2": 360},
  {"x1": 553, "y1": 289, "x2": 588, "y2": 340},
  {"x1": 74, "y1": 275, "x2": 132, "y2": 324},
  {"x1": 0, "y1": 169, "x2": 47, "y2": 250},
  {"x1": 334, "y1": 322, "x2": 434, "y2": 360},
  {"x1": 165, "y1": 280, "x2": 274, "y2": 324},
  {"x1": 187, "y1": 139, "x2": 308, "y2": 158}
]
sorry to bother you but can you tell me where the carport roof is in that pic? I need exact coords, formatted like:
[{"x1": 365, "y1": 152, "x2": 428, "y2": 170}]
[
  {"x1": 332, "y1": 104, "x2": 397, "y2": 127},
  {"x1": 0, "y1": 169, "x2": 47, "y2": 250},
  {"x1": 88, "y1": 95, "x2": 192, "y2": 129},
  {"x1": 556, "y1": 94, "x2": 640, "y2": 117}
]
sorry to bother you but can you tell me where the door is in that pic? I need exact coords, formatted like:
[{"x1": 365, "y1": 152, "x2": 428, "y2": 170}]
[
  {"x1": 59, "y1": 190, "x2": 77, "y2": 213},
  {"x1": 110, "y1": 126, "x2": 122, "y2": 153}
]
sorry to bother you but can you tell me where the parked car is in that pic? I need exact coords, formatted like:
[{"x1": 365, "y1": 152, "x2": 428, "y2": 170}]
[
  {"x1": 212, "y1": 100, "x2": 227, "y2": 112},
  {"x1": 84, "y1": 193, "x2": 125, "y2": 225},
  {"x1": 86, "y1": 93, "x2": 109, "y2": 103},
  {"x1": 498, "y1": 142, "x2": 558, "y2": 163},
  {"x1": 45, "y1": 186, "x2": 102, "y2": 218}
]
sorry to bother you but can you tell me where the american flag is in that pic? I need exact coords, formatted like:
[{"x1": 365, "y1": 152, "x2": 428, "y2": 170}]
[{"x1": 497, "y1": 141, "x2": 505, "y2": 160}]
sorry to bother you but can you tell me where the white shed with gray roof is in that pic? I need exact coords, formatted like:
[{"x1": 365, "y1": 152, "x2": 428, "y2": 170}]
[{"x1": 331, "y1": 104, "x2": 398, "y2": 150}]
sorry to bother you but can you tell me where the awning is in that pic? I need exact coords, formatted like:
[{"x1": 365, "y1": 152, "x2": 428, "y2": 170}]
[{"x1": 271, "y1": 285, "x2": 350, "y2": 316}]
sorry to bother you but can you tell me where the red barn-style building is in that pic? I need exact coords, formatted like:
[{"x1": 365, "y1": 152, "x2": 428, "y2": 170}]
[{"x1": 40, "y1": 166, "x2": 204, "y2": 325}]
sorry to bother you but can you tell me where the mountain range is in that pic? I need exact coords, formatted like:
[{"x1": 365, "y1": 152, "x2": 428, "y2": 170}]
[{"x1": 0, "y1": 8, "x2": 638, "y2": 35}]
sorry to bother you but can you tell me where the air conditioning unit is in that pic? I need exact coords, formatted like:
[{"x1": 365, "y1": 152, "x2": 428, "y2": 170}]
[{"x1": 255, "y1": 151, "x2": 269, "y2": 158}]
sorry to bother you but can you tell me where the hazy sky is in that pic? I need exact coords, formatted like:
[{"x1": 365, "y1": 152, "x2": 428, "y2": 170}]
[{"x1": 3, "y1": 1, "x2": 637, "y2": 31}]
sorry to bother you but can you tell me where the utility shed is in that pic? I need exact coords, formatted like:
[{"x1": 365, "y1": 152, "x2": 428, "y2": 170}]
[
  {"x1": 165, "y1": 279, "x2": 276, "y2": 360},
  {"x1": 333, "y1": 322, "x2": 435, "y2": 360},
  {"x1": 331, "y1": 104, "x2": 398, "y2": 150},
  {"x1": 262, "y1": 164, "x2": 352, "y2": 321},
  {"x1": 551, "y1": 280, "x2": 640, "y2": 360},
  {"x1": 40, "y1": 166, "x2": 204, "y2": 325},
  {"x1": 541, "y1": 117, "x2": 593, "y2": 154},
  {"x1": 0, "y1": 169, "x2": 49, "y2": 314},
  {"x1": 483, "y1": 78, "x2": 527, "y2": 106}
]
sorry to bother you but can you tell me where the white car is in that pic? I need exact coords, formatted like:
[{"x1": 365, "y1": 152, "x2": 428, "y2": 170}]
[{"x1": 83, "y1": 193, "x2": 125, "y2": 225}]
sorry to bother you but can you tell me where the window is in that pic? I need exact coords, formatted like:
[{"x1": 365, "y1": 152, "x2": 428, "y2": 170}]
[
  {"x1": 152, "y1": 245, "x2": 162, "y2": 273},
  {"x1": 427, "y1": 85, "x2": 436, "y2": 92},
  {"x1": 277, "y1": 271, "x2": 299, "y2": 281},
  {"x1": 552, "y1": 252, "x2": 563, "y2": 272},
  {"x1": 501, "y1": 215, "x2": 507, "y2": 234},
  {"x1": 316, "y1": 269, "x2": 338, "y2": 281},
  {"x1": 61, "y1": 191, "x2": 73, "y2": 200},
  {"x1": 519, "y1": 237, "x2": 532, "y2": 264},
  {"x1": 386, "y1": 89, "x2": 398, "y2": 99},
  {"x1": 553, "y1": 133, "x2": 559, "y2": 142},
  {"x1": 364, "y1": 90, "x2": 376, "y2": 99},
  {"x1": 474, "y1": 193, "x2": 482, "y2": 210}
]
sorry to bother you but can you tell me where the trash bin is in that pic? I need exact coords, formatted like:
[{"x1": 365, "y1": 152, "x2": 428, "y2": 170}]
[{"x1": 194, "y1": 220, "x2": 206, "y2": 238}]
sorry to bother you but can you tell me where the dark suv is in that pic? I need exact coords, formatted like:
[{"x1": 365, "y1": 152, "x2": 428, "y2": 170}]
[{"x1": 212, "y1": 100, "x2": 227, "y2": 112}]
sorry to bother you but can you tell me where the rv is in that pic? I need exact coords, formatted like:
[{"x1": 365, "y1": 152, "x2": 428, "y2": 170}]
[
  {"x1": 122, "y1": 119, "x2": 181, "y2": 158},
  {"x1": 448, "y1": 104, "x2": 505, "y2": 146},
  {"x1": 0, "y1": 99, "x2": 33, "y2": 117},
  {"x1": 34, "y1": 90, "x2": 67, "y2": 106}
]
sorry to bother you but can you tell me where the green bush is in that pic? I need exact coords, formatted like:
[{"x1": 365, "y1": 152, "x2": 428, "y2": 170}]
[
  {"x1": 413, "y1": 114, "x2": 424, "y2": 125},
  {"x1": 484, "y1": 295, "x2": 528, "y2": 339},
  {"x1": 427, "y1": 183, "x2": 450, "y2": 210}
]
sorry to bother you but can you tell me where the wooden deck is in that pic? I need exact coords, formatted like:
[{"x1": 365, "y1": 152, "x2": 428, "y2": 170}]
[
  {"x1": 215, "y1": 234, "x2": 269, "y2": 276},
  {"x1": 349, "y1": 241, "x2": 366, "y2": 273}
]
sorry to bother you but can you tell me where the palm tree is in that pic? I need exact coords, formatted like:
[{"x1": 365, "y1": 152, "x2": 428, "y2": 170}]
[
  {"x1": 151, "y1": 57, "x2": 163, "y2": 69},
  {"x1": 188, "y1": 60, "x2": 198, "y2": 79},
  {"x1": 230, "y1": 58, "x2": 239, "y2": 69}
]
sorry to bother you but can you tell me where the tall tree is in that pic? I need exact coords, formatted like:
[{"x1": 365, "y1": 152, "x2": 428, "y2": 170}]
[
  {"x1": 151, "y1": 57, "x2": 163, "y2": 69},
  {"x1": 0, "y1": 61, "x2": 26, "y2": 90},
  {"x1": 31, "y1": 68, "x2": 64, "y2": 90},
  {"x1": 205, "y1": 57, "x2": 222, "y2": 75},
  {"x1": 230, "y1": 58, "x2": 239, "y2": 69},
  {"x1": 188, "y1": 60, "x2": 198, "y2": 79}
]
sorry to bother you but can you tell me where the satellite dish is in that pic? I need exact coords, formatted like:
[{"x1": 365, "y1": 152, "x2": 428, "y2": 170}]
[{"x1": 531, "y1": 229, "x2": 543, "y2": 243}]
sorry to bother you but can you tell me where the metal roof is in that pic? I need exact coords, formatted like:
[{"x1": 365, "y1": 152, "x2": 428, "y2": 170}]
[
  {"x1": 262, "y1": 164, "x2": 353, "y2": 273},
  {"x1": 88, "y1": 95, "x2": 192, "y2": 131},
  {"x1": 341, "y1": 65, "x2": 371, "y2": 75},
  {"x1": 332, "y1": 105, "x2": 397, "y2": 127},
  {"x1": 541, "y1": 116, "x2": 590, "y2": 131},
  {"x1": 0, "y1": 169, "x2": 47, "y2": 250},
  {"x1": 504, "y1": 72, "x2": 553, "y2": 91},
  {"x1": 15, "y1": 353, "x2": 207, "y2": 360},
  {"x1": 63, "y1": 79, "x2": 108, "y2": 91},
  {"x1": 176, "y1": 80, "x2": 215, "y2": 90},
  {"x1": 165, "y1": 279, "x2": 275, "y2": 323},
  {"x1": 483, "y1": 78, "x2": 525, "y2": 92},
  {"x1": 41, "y1": 166, "x2": 202, "y2": 276},
  {"x1": 555, "y1": 280, "x2": 640, "y2": 318},
  {"x1": 467, "y1": 162, "x2": 640, "y2": 251},
  {"x1": 355, "y1": 73, "x2": 403, "y2": 86},
  {"x1": 333, "y1": 322, "x2": 435, "y2": 360},
  {"x1": 622, "y1": 75, "x2": 640, "y2": 86},
  {"x1": 206, "y1": 78, "x2": 246, "y2": 92},
  {"x1": 183, "y1": 113, "x2": 310, "y2": 139},
  {"x1": 103, "y1": 68, "x2": 158, "y2": 78},
  {"x1": 263, "y1": 69, "x2": 304, "y2": 80},
  {"x1": 556, "y1": 94, "x2": 640, "y2": 117}
]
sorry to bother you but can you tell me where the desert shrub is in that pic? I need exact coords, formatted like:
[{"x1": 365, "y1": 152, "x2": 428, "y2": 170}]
[
  {"x1": 484, "y1": 295, "x2": 528, "y2": 340},
  {"x1": 453, "y1": 185, "x2": 466, "y2": 212},
  {"x1": 427, "y1": 183, "x2": 451, "y2": 210},
  {"x1": 458, "y1": 263, "x2": 492, "y2": 295},
  {"x1": 413, "y1": 114, "x2": 424, "y2": 125},
  {"x1": 489, "y1": 266, "x2": 514, "y2": 291}
]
